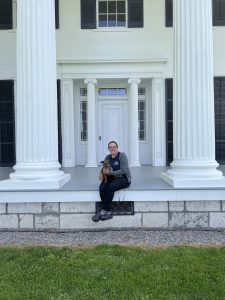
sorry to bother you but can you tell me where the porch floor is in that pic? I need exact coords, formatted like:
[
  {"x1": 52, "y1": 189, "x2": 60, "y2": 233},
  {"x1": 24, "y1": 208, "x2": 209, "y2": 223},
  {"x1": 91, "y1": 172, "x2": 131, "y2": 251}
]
[
  {"x1": 1, "y1": 165, "x2": 225, "y2": 202},
  {"x1": 1, "y1": 165, "x2": 225, "y2": 191}
]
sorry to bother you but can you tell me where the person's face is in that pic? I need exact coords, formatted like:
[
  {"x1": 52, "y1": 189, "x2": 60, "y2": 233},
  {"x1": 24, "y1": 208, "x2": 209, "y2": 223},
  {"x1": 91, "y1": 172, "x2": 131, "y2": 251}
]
[{"x1": 108, "y1": 143, "x2": 118, "y2": 156}]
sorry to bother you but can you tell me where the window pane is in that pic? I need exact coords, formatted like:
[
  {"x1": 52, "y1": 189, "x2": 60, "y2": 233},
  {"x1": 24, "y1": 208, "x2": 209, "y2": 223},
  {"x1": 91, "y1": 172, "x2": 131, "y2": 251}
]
[
  {"x1": 99, "y1": 1, "x2": 107, "y2": 13},
  {"x1": 138, "y1": 87, "x2": 146, "y2": 95},
  {"x1": 108, "y1": 88, "x2": 117, "y2": 95},
  {"x1": 99, "y1": 88, "x2": 108, "y2": 95},
  {"x1": 117, "y1": 1, "x2": 125, "y2": 13},
  {"x1": 139, "y1": 131, "x2": 145, "y2": 140},
  {"x1": 108, "y1": 14, "x2": 116, "y2": 26},
  {"x1": 108, "y1": 1, "x2": 116, "y2": 13},
  {"x1": 118, "y1": 88, "x2": 127, "y2": 95},
  {"x1": 139, "y1": 101, "x2": 145, "y2": 111},
  {"x1": 117, "y1": 14, "x2": 126, "y2": 26},
  {"x1": 99, "y1": 14, "x2": 107, "y2": 27},
  {"x1": 139, "y1": 110, "x2": 145, "y2": 121}
]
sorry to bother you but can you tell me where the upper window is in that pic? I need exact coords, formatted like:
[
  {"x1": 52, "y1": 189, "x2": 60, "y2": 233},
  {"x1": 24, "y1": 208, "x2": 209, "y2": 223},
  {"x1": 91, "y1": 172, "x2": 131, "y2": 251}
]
[
  {"x1": 98, "y1": 0, "x2": 126, "y2": 27},
  {"x1": 81, "y1": 0, "x2": 143, "y2": 29}
]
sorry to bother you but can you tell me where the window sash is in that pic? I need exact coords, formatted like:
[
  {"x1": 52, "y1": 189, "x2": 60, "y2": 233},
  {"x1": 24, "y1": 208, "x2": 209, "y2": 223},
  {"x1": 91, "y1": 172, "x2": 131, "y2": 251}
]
[{"x1": 98, "y1": 0, "x2": 127, "y2": 27}]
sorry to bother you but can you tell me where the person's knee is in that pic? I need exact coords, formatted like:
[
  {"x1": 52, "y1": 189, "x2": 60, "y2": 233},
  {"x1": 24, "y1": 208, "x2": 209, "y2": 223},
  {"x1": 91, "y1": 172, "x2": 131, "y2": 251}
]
[
  {"x1": 108, "y1": 182, "x2": 118, "y2": 192},
  {"x1": 99, "y1": 182, "x2": 107, "y2": 192}
]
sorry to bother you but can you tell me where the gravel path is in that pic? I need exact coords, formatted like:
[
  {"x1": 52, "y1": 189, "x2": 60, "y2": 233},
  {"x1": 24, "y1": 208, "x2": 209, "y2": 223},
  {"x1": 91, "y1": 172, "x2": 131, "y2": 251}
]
[{"x1": 0, "y1": 229, "x2": 225, "y2": 247}]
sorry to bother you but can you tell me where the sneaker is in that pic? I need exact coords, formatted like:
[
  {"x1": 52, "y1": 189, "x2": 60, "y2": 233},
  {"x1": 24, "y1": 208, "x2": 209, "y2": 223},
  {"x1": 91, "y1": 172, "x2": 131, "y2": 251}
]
[
  {"x1": 101, "y1": 211, "x2": 113, "y2": 221},
  {"x1": 92, "y1": 210, "x2": 107, "y2": 222}
]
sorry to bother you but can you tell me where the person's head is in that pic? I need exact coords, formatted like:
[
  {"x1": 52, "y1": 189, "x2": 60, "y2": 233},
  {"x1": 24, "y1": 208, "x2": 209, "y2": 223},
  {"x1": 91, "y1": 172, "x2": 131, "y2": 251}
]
[{"x1": 108, "y1": 141, "x2": 119, "y2": 157}]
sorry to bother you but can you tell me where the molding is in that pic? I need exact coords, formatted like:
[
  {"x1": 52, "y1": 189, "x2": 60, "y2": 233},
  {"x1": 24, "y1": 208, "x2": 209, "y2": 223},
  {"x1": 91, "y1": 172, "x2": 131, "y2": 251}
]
[
  {"x1": 57, "y1": 58, "x2": 169, "y2": 65},
  {"x1": 60, "y1": 72, "x2": 165, "y2": 80}
]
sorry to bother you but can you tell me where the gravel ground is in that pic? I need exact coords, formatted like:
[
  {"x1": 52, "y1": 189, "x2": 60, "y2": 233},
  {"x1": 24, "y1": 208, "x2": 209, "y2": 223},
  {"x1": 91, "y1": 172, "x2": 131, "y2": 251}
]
[{"x1": 0, "y1": 229, "x2": 225, "y2": 247}]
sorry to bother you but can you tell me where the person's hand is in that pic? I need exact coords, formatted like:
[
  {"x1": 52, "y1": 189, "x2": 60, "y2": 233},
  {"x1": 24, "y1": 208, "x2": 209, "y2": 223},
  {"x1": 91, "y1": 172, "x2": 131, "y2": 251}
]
[{"x1": 103, "y1": 168, "x2": 109, "y2": 175}]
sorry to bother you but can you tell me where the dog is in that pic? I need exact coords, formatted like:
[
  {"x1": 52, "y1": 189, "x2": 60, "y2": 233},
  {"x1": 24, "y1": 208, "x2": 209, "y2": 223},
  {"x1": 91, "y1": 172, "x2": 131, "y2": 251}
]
[{"x1": 99, "y1": 159, "x2": 111, "y2": 183}]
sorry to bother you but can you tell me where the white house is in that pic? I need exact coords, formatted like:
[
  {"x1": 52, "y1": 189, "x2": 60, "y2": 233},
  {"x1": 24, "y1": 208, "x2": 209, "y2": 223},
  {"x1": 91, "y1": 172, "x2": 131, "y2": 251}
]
[{"x1": 0, "y1": 0, "x2": 225, "y2": 230}]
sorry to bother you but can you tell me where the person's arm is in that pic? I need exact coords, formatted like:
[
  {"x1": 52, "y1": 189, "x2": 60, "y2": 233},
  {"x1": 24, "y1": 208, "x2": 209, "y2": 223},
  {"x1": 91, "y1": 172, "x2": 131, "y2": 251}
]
[{"x1": 108, "y1": 153, "x2": 128, "y2": 176}]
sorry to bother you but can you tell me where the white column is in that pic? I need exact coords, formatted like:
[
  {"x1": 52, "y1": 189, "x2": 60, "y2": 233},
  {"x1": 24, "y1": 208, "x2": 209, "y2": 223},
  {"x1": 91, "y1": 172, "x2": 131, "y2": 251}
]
[
  {"x1": 161, "y1": 0, "x2": 225, "y2": 188},
  {"x1": 61, "y1": 79, "x2": 75, "y2": 167},
  {"x1": 152, "y1": 78, "x2": 166, "y2": 166},
  {"x1": 84, "y1": 79, "x2": 98, "y2": 167},
  {"x1": 128, "y1": 78, "x2": 141, "y2": 167},
  {"x1": 1, "y1": 0, "x2": 71, "y2": 190}
]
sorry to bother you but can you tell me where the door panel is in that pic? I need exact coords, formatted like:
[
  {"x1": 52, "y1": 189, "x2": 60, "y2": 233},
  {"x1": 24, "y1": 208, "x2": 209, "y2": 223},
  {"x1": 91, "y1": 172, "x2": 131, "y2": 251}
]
[{"x1": 98, "y1": 100, "x2": 127, "y2": 162}]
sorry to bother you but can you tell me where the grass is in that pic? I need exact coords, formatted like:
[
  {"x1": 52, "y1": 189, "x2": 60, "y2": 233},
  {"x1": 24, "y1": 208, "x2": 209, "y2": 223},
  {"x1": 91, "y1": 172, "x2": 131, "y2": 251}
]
[{"x1": 0, "y1": 245, "x2": 225, "y2": 299}]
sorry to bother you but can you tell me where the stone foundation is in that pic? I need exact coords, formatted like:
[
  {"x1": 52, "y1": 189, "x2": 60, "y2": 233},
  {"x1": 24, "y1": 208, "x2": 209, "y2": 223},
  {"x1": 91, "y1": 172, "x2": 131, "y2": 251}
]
[{"x1": 0, "y1": 201, "x2": 225, "y2": 230}]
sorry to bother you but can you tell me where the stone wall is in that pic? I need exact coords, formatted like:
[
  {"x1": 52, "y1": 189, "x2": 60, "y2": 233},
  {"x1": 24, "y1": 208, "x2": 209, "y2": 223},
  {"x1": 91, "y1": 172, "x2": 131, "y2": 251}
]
[{"x1": 0, "y1": 201, "x2": 225, "y2": 230}]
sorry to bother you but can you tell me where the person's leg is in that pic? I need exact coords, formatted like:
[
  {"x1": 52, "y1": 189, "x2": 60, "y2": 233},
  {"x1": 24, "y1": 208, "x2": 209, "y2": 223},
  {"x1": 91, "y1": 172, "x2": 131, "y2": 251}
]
[
  {"x1": 99, "y1": 181, "x2": 108, "y2": 202},
  {"x1": 92, "y1": 181, "x2": 113, "y2": 222},
  {"x1": 102, "y1": 177, "x2": 130, "y2": 211}
]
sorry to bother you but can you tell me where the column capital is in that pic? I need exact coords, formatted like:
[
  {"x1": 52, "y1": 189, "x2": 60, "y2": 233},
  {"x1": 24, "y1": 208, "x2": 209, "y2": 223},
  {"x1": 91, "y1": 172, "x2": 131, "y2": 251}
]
[
  {"x1": 128, "y1": 78, "x2": 141, "y2": 85},
  {"x1": 84, "y1": 79, "x2": 97, "y2": 85}
]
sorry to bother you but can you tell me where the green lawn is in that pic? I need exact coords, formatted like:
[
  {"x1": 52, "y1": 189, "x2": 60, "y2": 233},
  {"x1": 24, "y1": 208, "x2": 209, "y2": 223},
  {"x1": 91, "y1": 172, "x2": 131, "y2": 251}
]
[{"x1": 0, "y1": 245, "x2": 225, "y2": 300}]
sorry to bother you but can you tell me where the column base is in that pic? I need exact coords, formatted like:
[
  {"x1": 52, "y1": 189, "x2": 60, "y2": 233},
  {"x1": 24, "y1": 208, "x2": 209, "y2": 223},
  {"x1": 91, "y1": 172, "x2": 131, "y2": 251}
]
[
  {"x1": 0, "y1": 162, "x2": 71, "y2": 190},
  {"x1": 0, "y1": 174, "x2": 71, "y2": 190},
  {"x1": 161, "y1": 160, "x2": 225, "y2": 188}
]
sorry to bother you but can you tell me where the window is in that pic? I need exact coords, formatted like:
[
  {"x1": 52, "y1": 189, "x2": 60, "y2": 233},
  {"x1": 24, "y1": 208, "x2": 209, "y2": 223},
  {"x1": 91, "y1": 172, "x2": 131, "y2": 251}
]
[
  {"x1": 57, "y1": 80, "x2": 62, "y2": 164},
  {"x1": 165, "y1": 79, "x2": 173, "y2": 165},
  {"x1": 80, "y1": 88, "x2": 88, "y2": 141},
  {"x1": 0, "y1": 0, "x2": 12, "y2": 30},
  {"x1": 138, "y1": 87, "x2": 146, "y2": 141},
  {"x1": 81, "y1": 0, "x2": 143, "y2": 29},
  {"x1": 0, "y1": 80, "x2": 15, "y2": 166},
  {"x1": 98, "y1": 88, "x2": 127, "y2": 95},
  {"x1": 55, "y1": 0, "x2": 59, "y2": 29},
  {"x1": 0, "y1": 0, "x2": 59, "y2": 30},
  {"x1": 98, "y1": 0, "x2": 126, "y2": 27},
  {"x1": 165, "y1": 0, "x2": 173, "y2": 27},
  {"x1": 214, "y1": 77, "x2": 225, "y2": 163},
  {"x1": 165, "y1": 0, "x2": 225, "y2": 27},
  {"x1": 213, "y1": 0, "x2": 225, "y2": 26}
]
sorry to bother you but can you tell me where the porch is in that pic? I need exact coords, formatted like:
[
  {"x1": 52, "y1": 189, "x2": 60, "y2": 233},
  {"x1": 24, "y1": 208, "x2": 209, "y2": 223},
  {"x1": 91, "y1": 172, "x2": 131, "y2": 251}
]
[
  {"x1": 1, "y1": 166, "x2": 225, "y2": 230},
  {"x1": 1, "y1": 165, "x2": 225, "y2": 203}
]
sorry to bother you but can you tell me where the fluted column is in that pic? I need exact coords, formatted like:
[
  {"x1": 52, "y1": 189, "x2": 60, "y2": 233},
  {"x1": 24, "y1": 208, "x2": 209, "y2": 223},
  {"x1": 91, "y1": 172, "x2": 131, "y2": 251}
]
[
  {"x1": 7, "y1": 0, "x2": 70, "y2": 189},
  {"x1": 128, "y1": 78, "x2": 141, "y2": 167},
  {"x1": 161, "y1": 0, "x2": 225, "y2": 187},
  {"x1": 84, "y1": 79, "x2": 97, "y2": 167}
]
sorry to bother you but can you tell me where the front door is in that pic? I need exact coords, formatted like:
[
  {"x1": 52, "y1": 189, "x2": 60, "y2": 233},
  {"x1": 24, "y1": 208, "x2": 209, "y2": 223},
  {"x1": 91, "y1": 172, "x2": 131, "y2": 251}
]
[{"x1": 98, "y1": 100, "x2": 128, "y2": 162}]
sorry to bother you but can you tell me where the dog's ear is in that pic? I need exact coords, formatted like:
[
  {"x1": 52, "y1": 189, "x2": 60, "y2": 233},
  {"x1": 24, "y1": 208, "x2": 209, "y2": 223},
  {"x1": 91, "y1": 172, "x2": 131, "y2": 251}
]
[{"x1": 100, "y1": 160, "x2": 104, "y2": 164}]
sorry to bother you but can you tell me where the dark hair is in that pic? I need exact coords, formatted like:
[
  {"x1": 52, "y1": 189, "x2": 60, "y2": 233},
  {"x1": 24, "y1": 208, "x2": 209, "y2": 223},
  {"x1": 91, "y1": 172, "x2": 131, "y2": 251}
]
[{"x1": 108, "y1": 141, "x2": 118, "y2": 149}]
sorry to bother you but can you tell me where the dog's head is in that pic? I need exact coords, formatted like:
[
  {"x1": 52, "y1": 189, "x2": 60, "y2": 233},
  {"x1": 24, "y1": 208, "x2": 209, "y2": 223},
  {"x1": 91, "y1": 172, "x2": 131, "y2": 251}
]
[{"x1": 100, "y1": 159, "x2": 111, "y2": 169}]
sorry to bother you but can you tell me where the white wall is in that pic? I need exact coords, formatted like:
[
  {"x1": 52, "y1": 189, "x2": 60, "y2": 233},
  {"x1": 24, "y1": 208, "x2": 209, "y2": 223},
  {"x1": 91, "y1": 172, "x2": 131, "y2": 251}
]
[{"x1": 0, "y1": 0, "x2": 225, "y2": 79}]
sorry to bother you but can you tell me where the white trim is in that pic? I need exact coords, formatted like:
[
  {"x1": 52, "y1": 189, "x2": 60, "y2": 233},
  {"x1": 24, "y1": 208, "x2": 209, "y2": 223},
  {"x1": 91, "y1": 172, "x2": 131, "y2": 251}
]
[
  {"x1": 58, "y1": 59, "x2": 168, "y2": 64},
  {"x1": 1, "y1": 189, "x2": 225, "y2": 203},
  {"x1": 61, "y1": 79, "x2": 76, "y2": 167},
  {"x1": 152, "y1": 78, "x2": 166, "y2": 166}
]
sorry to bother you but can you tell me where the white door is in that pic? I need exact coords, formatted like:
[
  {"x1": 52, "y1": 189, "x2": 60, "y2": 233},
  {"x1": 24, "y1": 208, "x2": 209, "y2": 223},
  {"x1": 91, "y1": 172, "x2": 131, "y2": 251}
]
[{"x1": 98, "y1": 100, "x2": 128, "y2": 162}]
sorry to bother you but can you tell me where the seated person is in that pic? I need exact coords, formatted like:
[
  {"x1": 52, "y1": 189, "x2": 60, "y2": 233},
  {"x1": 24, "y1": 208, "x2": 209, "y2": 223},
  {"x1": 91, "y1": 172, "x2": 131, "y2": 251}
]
[{"x1": 92, "y1": 141, "x2": 131, "y2": 222}]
